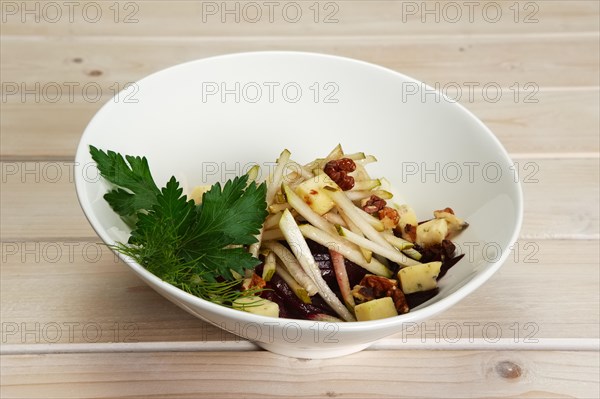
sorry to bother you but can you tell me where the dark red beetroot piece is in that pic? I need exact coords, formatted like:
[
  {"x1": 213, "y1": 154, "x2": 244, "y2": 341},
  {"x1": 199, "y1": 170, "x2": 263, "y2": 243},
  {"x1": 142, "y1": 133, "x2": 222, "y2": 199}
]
[
  {"x1": 254, "y1": 240, "x2": 368, "y2": 319},
  {"x1": 413, "y1": 239, "x2": 465, "y2": 279},
  {"x1": 254, "y1": 238, "x2": 463, "y2": 319}
]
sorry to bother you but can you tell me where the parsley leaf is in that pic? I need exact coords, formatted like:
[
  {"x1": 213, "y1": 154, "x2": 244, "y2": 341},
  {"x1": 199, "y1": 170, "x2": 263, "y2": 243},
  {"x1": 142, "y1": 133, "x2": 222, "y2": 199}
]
[
  {"x1": 129, "y1": 174, "x2": 267, "y2": 281},
  {"x1": 89, "y1": 145, "x2": 160, "y2": 217},
  {"x1": 181, "y1": 175, "x2": 268, "y2": 280},
  {"x1": 90, "y1": 146, "x2": 268, "y2": 291}
]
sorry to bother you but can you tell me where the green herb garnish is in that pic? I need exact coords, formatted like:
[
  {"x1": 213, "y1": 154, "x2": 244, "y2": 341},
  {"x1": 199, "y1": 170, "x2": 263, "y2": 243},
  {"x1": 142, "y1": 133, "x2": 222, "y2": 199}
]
[
  {"x1": 89, "y1": 146, "x2": 161, "y2": 218},
  {"x1": 89, "y1": 146, "x2": 268, "y2": 303}
]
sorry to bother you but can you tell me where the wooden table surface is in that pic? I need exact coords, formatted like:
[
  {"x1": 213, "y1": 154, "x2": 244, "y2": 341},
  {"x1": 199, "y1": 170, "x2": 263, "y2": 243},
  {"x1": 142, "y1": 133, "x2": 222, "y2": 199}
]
[{"x1": 1, "y1": 1, "x2": 599, "y2": 398}]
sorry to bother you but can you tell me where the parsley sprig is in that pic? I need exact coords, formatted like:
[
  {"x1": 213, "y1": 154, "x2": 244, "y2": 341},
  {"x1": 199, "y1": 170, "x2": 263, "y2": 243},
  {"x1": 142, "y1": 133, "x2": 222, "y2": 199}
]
[{"x1": 89, "y1": 146, "x2": 268, "y2": 302}]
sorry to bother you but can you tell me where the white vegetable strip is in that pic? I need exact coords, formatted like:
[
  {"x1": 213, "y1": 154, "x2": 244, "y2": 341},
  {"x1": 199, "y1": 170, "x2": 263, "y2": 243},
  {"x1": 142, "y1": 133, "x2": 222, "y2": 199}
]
[
  {"x1": 326, "y1": 186, "x2": 392, "y2": 242},
  {"x1": 283, "y1": 171, "x2": 304, "y2": 188},
  {"x1": 382, "y1": 231, "x2": 414, "y2": 250},
  {"x1": 262, "y1": 241, "x2": 318, "y2": 296},
  {"x1": 322, "y1": 211, "x2": 346, "y2": 227},
  {"x1": 346, "y1": 190, "x2": 393, "y2": 202},
  {"x1": 354, "y1": 206, "x2": 385, "y2": 231},
  {"x1": 336, "y1": 225, "x2": 421, "y2": 267},
  {"x1": 350, "y1": 179, "x2": 381, "y2": 191},
  {"x1": 261, "y1": 251, "x2": 277, "y2": 282},
  {"x1": 279, "y1": 210, "x2": 356, "y2": 322},
  {"x1": 298, "y1": 224, "x2": 393, "y2": 277},
  {"x1": 284, "y1": 160, "x2": 314, "y2": 180},
  {"x1": 329, "y1": 249, "x2": 355, "y2": 311},
  {"x1": 245, "y1": 165, "x2": 260, "y2": 184},
  {"x1": 402, "y1": 247, "x2": 423, "y2": 261},
  {"x1": 344, "y1": 152, "x2": 366, "y2": 160},
  {"x1": 282, "y1": 184, "x2": 337, "y2": 235},
  {"x1": 247, "y1": 165, "x2": 267, "y2": 258},
  {"x1": 338, "y1": 207, "x2": 373, "y2": 262},
  {"x1": 354, "y1": 155, "x2": 378, "y2": 165},
  {"x1": 309, "y1": 314, "x2": 344, "y2": 322},
  {"x1": 304, "y1": 144, "x2": 343, "y2": 170},
  {"x1": 266, "y1": 149, "x2": 291, "y2": 205},
  {"x1": 251, "y1": 150, "x2": 290, "y2": 258},
  {"x1": 325, "y1": 143, "x2": 344, "y2": 160},
  {"x1": 263, "y1": 211, "x2": 283, "y2": 230},
  {"x1": 269, "y1": 203, "x2": 291, "y2": 213},
  {"x1": 275, "y1": 264, "x2": 311, "y2": 304}
]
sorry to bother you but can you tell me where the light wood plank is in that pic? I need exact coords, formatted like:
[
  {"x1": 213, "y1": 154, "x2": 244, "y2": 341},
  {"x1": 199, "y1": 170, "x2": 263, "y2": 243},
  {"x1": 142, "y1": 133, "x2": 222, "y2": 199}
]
[
  {"x1": 2, "y1": 158, "x2": 597, "y2": 240},
  {"x1": 2, "y1": 89, "x2": 598, "y2": 159},
  {"x1": 1, "y1": 239, "x2": 597, "y2": 345},
  {"x1": 1, "y1": 35, "x2": 598, "y2": 92},
  {"x1": 1, "y1": 1, "x2": 598, "y2": 36},
  {"x1": 1, "y1": 351, "x2": 598, "y2": 398},
  {"x1": 520, "y1": 158, "x2": 599, "y2": 239},
  {"x1": 0, "y1": 162, "x2": 98, "y2": 240}
]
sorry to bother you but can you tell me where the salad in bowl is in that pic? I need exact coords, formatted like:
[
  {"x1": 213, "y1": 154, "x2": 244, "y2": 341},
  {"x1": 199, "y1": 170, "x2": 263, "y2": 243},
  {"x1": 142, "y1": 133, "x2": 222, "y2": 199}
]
[
  {"x1": 75, "y1": 52, "x2": 522, "y2": 358},
  {"x1": 89, "y1": 144, "x2": 468, "y2": 323}
]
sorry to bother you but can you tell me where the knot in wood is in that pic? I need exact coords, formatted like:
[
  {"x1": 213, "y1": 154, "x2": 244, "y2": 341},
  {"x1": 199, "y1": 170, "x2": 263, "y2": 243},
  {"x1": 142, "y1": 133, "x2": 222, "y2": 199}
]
[{"x1": 495, "y1": 360, "x2": 522, "y2": 379}]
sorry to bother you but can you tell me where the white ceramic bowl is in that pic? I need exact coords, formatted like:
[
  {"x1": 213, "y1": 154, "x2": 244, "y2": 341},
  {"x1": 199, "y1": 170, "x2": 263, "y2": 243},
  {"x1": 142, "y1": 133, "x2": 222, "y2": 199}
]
[{"x1": 75, "y1": 52, "x2": 522, "y2": 358}]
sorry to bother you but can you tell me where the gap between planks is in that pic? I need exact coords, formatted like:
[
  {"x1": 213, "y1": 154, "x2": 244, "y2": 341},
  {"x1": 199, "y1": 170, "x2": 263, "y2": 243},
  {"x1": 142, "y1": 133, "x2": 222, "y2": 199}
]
[
  {"x1": 2, "y1": 338, "x2": 598, "y2": 356},
  {"x1": 2, "y1": 32, "x2": 600, "y2": 42},
  {"x1": 2, "y1": 153, "x2": 599, "y2": 163}
]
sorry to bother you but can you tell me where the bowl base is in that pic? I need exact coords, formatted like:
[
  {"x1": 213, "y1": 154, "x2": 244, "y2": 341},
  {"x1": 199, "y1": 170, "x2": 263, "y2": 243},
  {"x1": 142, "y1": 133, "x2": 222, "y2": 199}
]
[{"x1": 255, "y1": 341, "x2": 373, "y2": 359}]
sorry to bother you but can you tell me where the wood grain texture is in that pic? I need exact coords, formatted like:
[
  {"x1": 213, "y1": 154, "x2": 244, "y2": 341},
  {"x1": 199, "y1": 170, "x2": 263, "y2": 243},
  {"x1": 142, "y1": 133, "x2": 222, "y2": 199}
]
[
  {"x1": 1, "y1": 239, "x2": 597, "y2": 345},
  {"x1": 1, "y1": 351, "x2": 599, "y2": 398},
  {"x1": 2, "y1": 34, "x2": 598, "y2": 91},
  {"x1": 2, "y1": 158, "x2": 598, "y2": 241},
  {"x1": 2, "y1": 89, "x2": 598, "y2": 159},
  {"x1": 1, "y1": 1, "x2": 599, "y2": 396},
  {"x1": 2, "y1": 0, "x2": 598, "y2": 36}
]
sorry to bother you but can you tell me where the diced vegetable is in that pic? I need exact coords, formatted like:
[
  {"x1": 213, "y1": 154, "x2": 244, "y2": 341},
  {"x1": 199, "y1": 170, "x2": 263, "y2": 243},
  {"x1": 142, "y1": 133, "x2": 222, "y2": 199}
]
[
  {"x1": 416, "y1": 219, "x2": 448, "y2": 248},
  {"x1": 282, "y1": 184, "x2": 337, "y2": 235},
  {"x1": 294, "y1": 174, "x2": 336, "y2": 215},
  {"x1": 398, "y1": 261, "x2": 442, "y2": 294},
  {"x1": 233, "y1": 296, "x2": 280, "y2": 318},
  {"x1": 354, "y1": 297, "x2": 398, "y2": 321},
  {"x1": 396, "y1": 204, "x2": 418, "y2": 242},
  {"x1": 434, "y1": 208, "x2": 469, "y2": 237}
]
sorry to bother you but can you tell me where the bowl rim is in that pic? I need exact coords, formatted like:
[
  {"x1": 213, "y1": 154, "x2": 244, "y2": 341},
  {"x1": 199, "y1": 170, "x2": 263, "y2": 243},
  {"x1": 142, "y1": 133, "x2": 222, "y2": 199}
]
[{"x1": 74, "y1": 50, "x2": 524, "y2": 331}]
